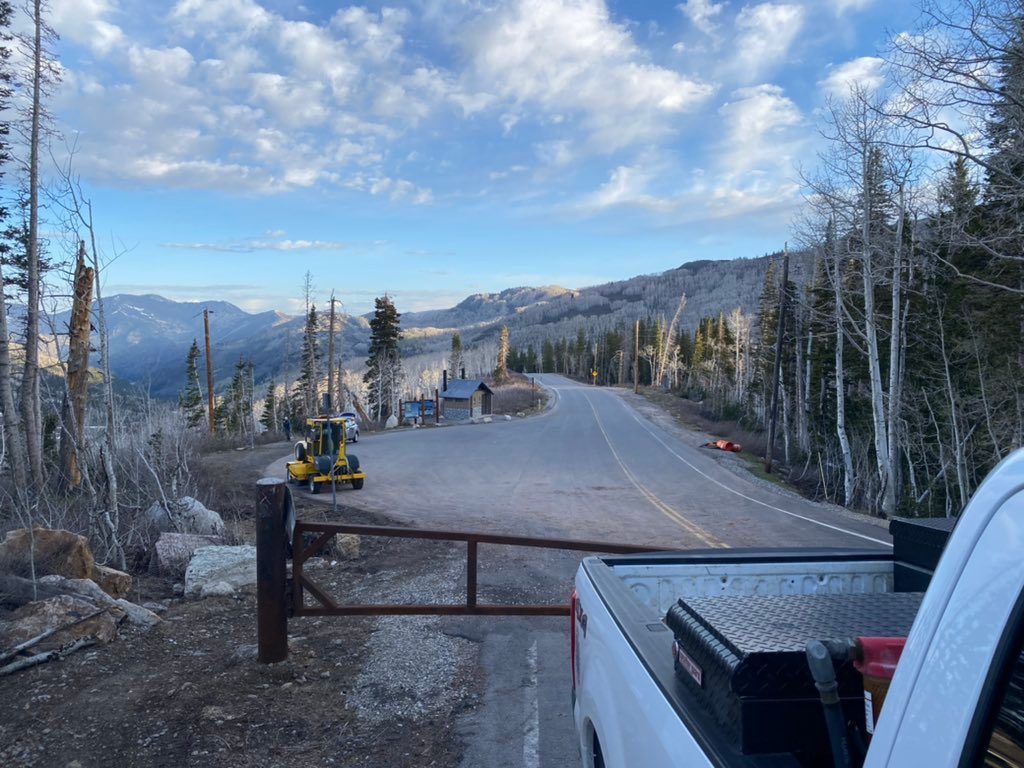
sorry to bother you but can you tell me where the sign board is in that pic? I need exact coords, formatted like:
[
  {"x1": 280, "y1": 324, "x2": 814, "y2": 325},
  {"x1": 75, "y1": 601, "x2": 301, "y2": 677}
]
[{"x1": 402, "y1": 400, "x2": 436, "y2": 419}]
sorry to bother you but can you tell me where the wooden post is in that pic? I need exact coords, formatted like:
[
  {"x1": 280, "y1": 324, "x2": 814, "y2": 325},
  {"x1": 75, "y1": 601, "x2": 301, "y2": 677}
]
[
  {"x1": 420, "y1": 394, "x2": 425, "y2": 425},
  {"x1": 256, "y1": 478, "x2": 289, "y2": 663},
  {"x1": 765, "y1": 244, "x2": 790, "y2": 474},
  {"x1": 434, "y1": 389, "x2": 440, "y2": 424},
  {"x1": 204, "y1": 308, "x2": 215, "y2": 434}
]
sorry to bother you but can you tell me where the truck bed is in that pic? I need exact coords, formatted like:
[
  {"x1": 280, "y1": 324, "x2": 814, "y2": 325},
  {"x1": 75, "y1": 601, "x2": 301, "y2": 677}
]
[{"x1": 579, "y1": 548, "x2": 897, "y2": 767}]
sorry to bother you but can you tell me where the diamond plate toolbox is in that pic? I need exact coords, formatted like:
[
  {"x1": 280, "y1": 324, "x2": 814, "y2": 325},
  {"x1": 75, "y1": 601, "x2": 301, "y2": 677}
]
[{"x1": 665, "y1": 592, "x2": 923, "y2": 756}]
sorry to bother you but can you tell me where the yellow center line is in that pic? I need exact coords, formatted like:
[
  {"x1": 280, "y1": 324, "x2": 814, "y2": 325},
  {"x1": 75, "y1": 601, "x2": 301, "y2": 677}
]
[{"x1": 583, "y1": 393, "x2": 725, "y2": 549}]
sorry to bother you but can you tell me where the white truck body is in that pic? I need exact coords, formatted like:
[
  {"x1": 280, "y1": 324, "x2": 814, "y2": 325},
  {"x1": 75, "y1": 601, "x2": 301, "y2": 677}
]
[{"x1": 573, "y1": 449, "x2": 1024, "y2": 767}]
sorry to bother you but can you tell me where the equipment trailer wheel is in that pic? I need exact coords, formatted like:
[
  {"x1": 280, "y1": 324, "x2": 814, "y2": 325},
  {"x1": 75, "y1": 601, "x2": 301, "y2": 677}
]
[
  {"x1": 352, "y1": 478, "x2": 364, "y2": 490},
  {"x1": 307, "y1": 475, "x2": 320, "y2": 494}
]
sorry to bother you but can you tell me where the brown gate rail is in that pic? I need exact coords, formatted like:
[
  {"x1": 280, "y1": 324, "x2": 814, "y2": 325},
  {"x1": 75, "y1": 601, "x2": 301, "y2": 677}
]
[{"x1": 255, "y1": 478, "x2": 662, "y2": 663}]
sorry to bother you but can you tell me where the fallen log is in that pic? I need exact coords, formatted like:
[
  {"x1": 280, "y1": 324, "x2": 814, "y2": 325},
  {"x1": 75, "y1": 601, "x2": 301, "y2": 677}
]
[
  {"x1": 0, "y1": 574, "x2": 70, "y2": 608},
  {"x1": 0, "y1": 636, "x2": 97, "y2": 677},
  {"x1": 0, "y1": 607, "x2": 107, "y2": 665}
]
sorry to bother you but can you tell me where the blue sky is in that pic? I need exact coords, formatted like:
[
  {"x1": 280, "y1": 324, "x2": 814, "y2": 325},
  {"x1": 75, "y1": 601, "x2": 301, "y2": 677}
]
[{"x1": 49, "y1": 0, "x2": 920, "y2": 316}]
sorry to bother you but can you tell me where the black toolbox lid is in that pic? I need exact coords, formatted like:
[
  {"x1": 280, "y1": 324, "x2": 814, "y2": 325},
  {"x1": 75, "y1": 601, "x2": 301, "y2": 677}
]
[{"x1": 668, "y1": 592, "x2": 923, "y2": 698}]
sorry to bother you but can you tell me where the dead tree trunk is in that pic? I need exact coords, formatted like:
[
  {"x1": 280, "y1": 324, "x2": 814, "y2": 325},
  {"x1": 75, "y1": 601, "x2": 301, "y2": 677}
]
[
  {"x1": 20, "y1": 0, "x2": 45, "y2": 489},
  {"x1": 0, "y1": 257, "x2": 27, "y2": 497},
  {"x1": 59, "y1": 243, "x2": 94, "y2": 488}
]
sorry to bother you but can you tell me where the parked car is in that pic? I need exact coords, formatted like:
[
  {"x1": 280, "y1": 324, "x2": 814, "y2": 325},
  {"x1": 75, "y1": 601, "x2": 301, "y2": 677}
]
[{"x1": 339, "y1": 412, "x2": 359, "y2": 442}]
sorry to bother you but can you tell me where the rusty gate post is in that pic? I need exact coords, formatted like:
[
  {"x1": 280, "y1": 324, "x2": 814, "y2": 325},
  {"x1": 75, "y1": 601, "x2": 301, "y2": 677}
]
[{"x1": 256, "y1": 477, "x2": 289, "y2": 663}]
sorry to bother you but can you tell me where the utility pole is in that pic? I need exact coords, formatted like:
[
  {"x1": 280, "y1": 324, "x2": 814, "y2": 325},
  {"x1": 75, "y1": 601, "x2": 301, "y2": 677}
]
[
  {"x1": 327, "y1": 292, "x2": 337, "y2": 413},
  {"x1": 765, "y1": 244, "x2": 790, "y2": 474},
  {"x1": 204, "y1": 308, "x2": 215, "y2": 435},
  {"x1": 633, "y1": 318, "x2": 640, "y2": 394}
]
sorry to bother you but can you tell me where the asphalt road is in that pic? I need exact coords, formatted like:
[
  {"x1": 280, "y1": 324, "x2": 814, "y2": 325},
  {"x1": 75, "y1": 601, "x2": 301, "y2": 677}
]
[{"x1": 265, "y1": 375, "x2": 891, "y2": 767}]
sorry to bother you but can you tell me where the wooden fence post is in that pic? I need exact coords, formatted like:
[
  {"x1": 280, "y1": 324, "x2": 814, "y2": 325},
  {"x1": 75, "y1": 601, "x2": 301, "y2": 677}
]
[{"x1": 256, "y1": 477, "x2": 290, "y2": 663}]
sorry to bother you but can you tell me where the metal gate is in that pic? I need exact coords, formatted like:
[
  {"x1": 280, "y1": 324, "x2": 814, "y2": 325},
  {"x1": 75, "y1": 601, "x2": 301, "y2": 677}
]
[{"x1": 255, "y1": 478, "x2": 661, "y2": 663}]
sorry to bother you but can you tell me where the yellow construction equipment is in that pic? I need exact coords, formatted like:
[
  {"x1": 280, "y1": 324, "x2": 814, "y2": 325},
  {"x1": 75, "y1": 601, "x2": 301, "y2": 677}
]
[{"x1": 285, "y1": 417, "x2": 366, "y2": 493}]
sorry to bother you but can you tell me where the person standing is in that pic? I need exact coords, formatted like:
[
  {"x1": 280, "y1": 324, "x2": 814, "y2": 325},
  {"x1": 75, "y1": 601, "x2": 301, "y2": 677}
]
[{"x1": 283, "y1": 416, "x2": 291, "y2": 441}]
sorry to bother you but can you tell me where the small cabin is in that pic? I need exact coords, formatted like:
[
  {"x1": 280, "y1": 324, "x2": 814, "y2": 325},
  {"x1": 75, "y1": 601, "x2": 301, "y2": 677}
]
[{"x1": 440, "y1": 380, "x2": 493, "y2": 421}]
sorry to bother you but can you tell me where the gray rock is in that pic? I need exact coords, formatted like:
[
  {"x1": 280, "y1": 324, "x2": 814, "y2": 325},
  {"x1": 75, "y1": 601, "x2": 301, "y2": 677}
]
[
  {"x1": 184, "y1": 546, "x2": 257, "y2": 598},
  {"x1": 172, "y1": 582, "x2": 185, "y2": 596},
  {"x1": 384, "y1": 414, "x2": 399, "y2": 430},
  {"x1": 146, "y1": 497, "x2": 225, "y2": 537},
  {"x1": 149, "y1": 532, "x2": 225, "y2": 577},
  {"x1": 114, "y1": 599, "x2": 162, "y2": 627},
  {"x1": 0, "y1": 595, "x2": 120, "y2": 651},
  {"x1": 30, "y1": 575, "x2": 161, "y2": 627},
  {"x1": 230, "y1": 644, "x2": 258, "y2": 664},
  {"x1": 142, "y1": 601, "x2": 169, "y2": 614}
]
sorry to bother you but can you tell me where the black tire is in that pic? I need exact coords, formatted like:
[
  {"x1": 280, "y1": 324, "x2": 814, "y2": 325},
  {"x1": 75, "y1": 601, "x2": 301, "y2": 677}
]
[
  {"x1": 352, "y1": 478, "x2": 364, "y2": 490},
  {"x1": 593, "y1": 734, "x2": 605, "y2": 768},
  {"x1": 346, "y1": 454, "x2": 360, "y2": 472},
  {"x1": 307, "y1": 474, "x2": 319, "y2": 494},
  {"x1": 352, "y1": 430, "x2": 359, "y2": 443},
  {"x1": 295, "y1": 442, "x2": 307, "y2": 462}
]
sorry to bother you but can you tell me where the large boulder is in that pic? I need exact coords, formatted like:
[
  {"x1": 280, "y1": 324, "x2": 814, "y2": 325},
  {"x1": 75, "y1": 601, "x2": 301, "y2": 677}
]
[
  {"x1": 92, "y1": 564, "x2": 132, "y2": 599},
  {"x1": 184, "y1": 546, "x2": 256, "y2": 598},
  {"x1": 0, "y1": 527, "x2": 95, "y2": 580},
  {"x1": 149, "y1": 532, "x2": 225, "y2": 578},
  {"x1": 37, "y1": 575, "x2": 160, "y2": 628},
  {"x1": 0, "y1": 595, "x2": 119, "y2": 652},
  {"x1": 146, "y1": 497, "x2": 225, "y2": 537}
]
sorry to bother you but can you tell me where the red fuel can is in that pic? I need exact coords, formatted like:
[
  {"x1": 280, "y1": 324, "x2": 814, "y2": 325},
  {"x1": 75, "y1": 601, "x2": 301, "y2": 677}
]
[{"x1": 854, "y1": 636, "x2": 907, "y2": 737}]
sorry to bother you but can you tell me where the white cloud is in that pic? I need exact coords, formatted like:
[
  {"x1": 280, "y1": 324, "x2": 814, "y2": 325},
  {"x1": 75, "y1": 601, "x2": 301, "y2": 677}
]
[
  {"x1": 829, "y1": 0, "x2": 875, "y2": 13},
  {"x1": 463, "y1": 0, "x2": 714, "y2": 154},
  {"x1": 731, "y1": 4, "x2": 804, "y2": 81},
  {"x1": 718, "y1": 84, "x2": 804, "y2": 174},
  {"x1": 679, "y1": 0, "x2": 725, "y2": 37},
  {"x1": 54, "y1": 0, "x2": 452, "y2": 200},
  {"x1": 51, "y1": 0, "x2": 124, "y2": 56},
  {"x1": 819, "y1": 56, "x2": 886, "y2": 97},
  {"x1": 581, "y1": 164, "x2": 675, "y2": 212},
  {"x1": 162, "y1": 235, "x2": 350, "y2": 252},
  {"x1": 535, "y1": 139, "x2": 574, "y2": 168}
]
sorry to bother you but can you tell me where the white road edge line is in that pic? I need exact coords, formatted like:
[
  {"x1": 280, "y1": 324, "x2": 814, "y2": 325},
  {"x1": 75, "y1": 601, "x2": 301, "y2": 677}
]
[
  {"x1": 615, "y1": 395, "x2": 893, "y2": 548},
  {"x1": 523, "y1": 640, "x2": 540, "y2": 768}
]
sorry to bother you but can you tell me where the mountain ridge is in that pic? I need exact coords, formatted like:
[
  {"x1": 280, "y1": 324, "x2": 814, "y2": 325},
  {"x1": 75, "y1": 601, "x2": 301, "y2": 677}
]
[{"x1": 24, "y1": 252, "x2": 809, "y2": 398}]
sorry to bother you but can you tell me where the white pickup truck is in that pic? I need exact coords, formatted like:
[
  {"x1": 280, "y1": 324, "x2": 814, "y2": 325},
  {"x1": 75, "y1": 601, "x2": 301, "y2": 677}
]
[{"x1": 572, "y1": 449, "x2": 1024, "y2": 768}]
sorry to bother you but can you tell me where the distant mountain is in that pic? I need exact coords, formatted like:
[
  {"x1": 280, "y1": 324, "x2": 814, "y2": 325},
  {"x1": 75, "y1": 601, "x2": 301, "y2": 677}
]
[
  {"x1": 50, "y1": 294, "x2": 369, "y2": 399},
  {"x1": 405, "y1": 252, "x2": 813, "y2": 351},
  {"x1": 6, "y1": 253, "x2": 810, "y2": 399},
  {"x1": 400, "y1": 286, "x2": 575, "y2": 330}
]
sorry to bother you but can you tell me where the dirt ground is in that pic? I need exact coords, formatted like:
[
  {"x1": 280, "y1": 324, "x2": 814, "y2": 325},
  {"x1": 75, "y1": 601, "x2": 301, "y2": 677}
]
[{"x1": 0, "y1": 442, "x2": 475, "y2": 768}]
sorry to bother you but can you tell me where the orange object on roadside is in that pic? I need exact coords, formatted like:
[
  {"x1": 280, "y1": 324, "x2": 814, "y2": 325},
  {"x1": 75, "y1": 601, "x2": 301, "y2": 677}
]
[{"x1": 705, "y1": 439, "x2": 743, "y2": 453}]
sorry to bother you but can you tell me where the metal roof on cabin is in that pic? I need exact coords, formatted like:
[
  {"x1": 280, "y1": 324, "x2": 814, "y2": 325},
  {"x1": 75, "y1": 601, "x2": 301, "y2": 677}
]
[{"x1": 440, "y1": 379, "x2": 493, "y2": 399}]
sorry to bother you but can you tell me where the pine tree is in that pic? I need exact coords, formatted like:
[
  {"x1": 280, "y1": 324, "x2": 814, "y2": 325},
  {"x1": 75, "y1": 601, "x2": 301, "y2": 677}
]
[
  {"x1": 260, "y1": 380, "x2": 278, "y2": 432},
  {"x1": 494, "y1": 326, "x2": 510, "y2": 383},
  {"x1": 449, "y1": 332, "x2": 464, "y2": 378},
  {"x1": 541, "y1": 339, "x2": 555, "y2": 373},
  {"x1": 178, "y1": 338, "x2": 206, "y2": 428},
  {"x1": 297, "y1": 304, "x2": 319, "y2": 419},
  {"x1": 364, "y1": 295, "x2": 403, "y2": 421}
]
